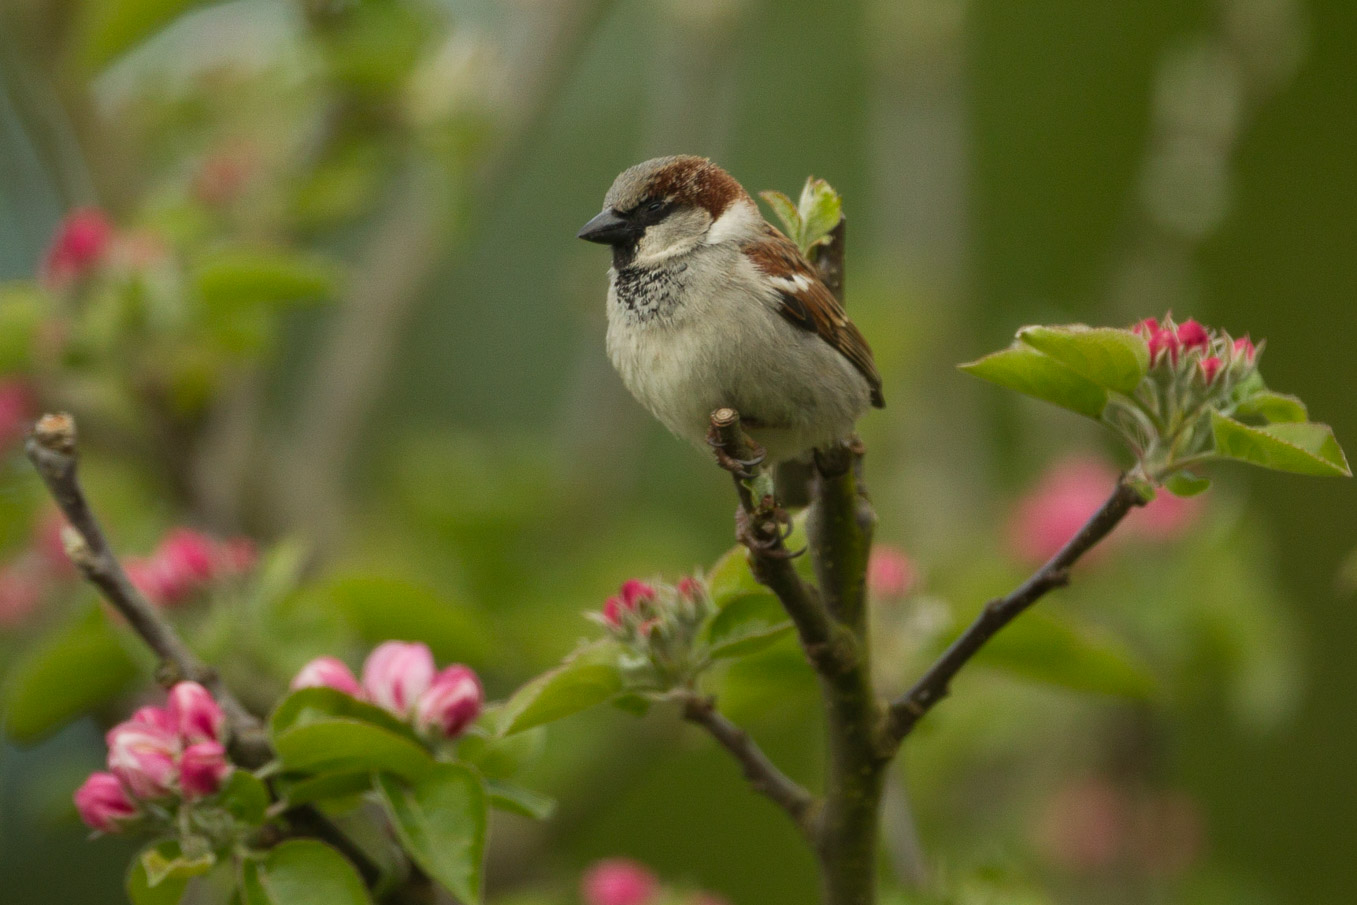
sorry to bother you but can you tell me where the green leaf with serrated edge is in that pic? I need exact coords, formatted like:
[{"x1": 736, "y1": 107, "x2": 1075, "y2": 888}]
[
  {"x1": 1017, "y1": 325, "x2": 1150, "y2": 394},
  {"x1": 241, "y1": 840, "x2": 373, "y2": 905},
  {"x1": 77, "y1": 0, "x2": 208, "y2": 70},
  {"x1": 270, "y1": 687, "x2": 421, "y2": 746},
  {"x1": 798, "y1": 179, "x2": 843, "y2": 251},
  {"x1": 1163, "y1": 471, "x2": 1211, "y2": 497},
  {"x1": 3, "y1": 617, "x2": 138, "y2": 743},
  {"x1": 195, "y1": 246, "x2": 337, "y2": 311},
  {"x1": 1234, "y1": 390, "x2": 1308, "y2": 423},
  {"x1": 274, "y1": 719, "x2": 433, "y2": 781},
  {"x1": 758, "y1": 190, "x2": 801, "y2": 237},
  {"x1": 705, "y1": 593, "x2": 793, "y2": 660},
  {"x1": 960, "y1": 345, "x2": 1109, "y2": 418},
  {"x1": 497, "y1": 646, "x2": 623, "y2": 736},
  {"x1": 486, "y1": 780, "x2": 557, "y2": 820},
  {"x1": 127, "y1": 841, "x2": 193, "y2": 905},
  {"x1": 140, "y1": 842, "x2": 215, "y2": 887},
  {"x1": 278, "y1": 771, "x2": 374, "y2": 808},
  {"x1": 455, "y1": 726, "x2": 544, "y2": 781},
  {"x1": 217, "y1": 770, "x2": 270, "y2": 825},
  {"x1": 978, "y1": 611, "x2": 1157, "y2": 699},
  {"x1": 1211, "y1": 413, "x2": 1351, "y2": 477},
  {"x1": 376, "y1": 765, "x2": 487, "y2": 904}
]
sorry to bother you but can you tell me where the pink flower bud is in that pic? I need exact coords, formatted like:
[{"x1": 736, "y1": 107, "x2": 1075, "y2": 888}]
[
  {"x1": 130, "y1": 705, "x2": 176, "y2": 734},
  {"x1": 106, "y1": 720, "x2": 179, "y2": 799},
  {"x1": 1130, "y1": 317, "x2": 1159, "y2": 337},
  {"x1": 1233, "y1": 335, "x2": 1257, "y2": 362},
  {"x1": 619, "y1": 579, "x2": 656, "y2": 609},
  {"x1": 42, "y1": 208, "x2": 113, "y2": 289},
  {"x1": 581, "y1": 859, "x2": 660, "y2": 905},
  {"x1": 179, "y1": 741, "x2": 232, "y2": 799},
  {"x1": 867, "y1": 546, "x2": 916, "y2": 599},
  {"x1": 292, "y1": 656, "x2": 364, "y2": 696},
  {"x1": 1198, "y1": 356, "x2": 1223, "y2": 383},
  {"x1": 1175, "y1": 319, "x2": 1209, "y2": 354},
  {"x1": 168, "y1": 681, "x2": 225, "y2": 744},
  {"x1": 160, "y1": 529, "x2": 217, "y2": 584},
  {"x1": 1146, "y1": 327, "x2": 1180, "y2": 364},
  {"x1": 414, "y1": 665, "x2": 484, "y2": 738},
  {"x1": 602, "y1": 596, "x2": 626, "y2": 628},
  {"x1": 676, "y1": 576, "x2": 704, "y2": 600},
  {"x1": 0, "y1": 565, "x2": 43, "y2": 629},
  {"x1": 362, "y1": 641, "x2": 435, "y2": 717},
  {"x1": 74, "y1": 772, "x2": 139, "y2": 833},
  {"x1": 124, "y1": 556, "x2": 174, "y2": 607}
]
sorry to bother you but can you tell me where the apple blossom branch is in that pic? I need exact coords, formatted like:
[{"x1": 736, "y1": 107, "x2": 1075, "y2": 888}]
[
  {"x1": 883, "y1": 478, "x2": 1146, "y2": 746},
  {"x1": 24, "y1": 413, "x2": 271, "y2": 767},
  {"x1": 678, "y1": 691, "x2": 817, "y2": 839}
]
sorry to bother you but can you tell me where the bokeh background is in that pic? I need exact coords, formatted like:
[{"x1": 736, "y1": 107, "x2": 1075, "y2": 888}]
[{"x1": 1, "y1": 0, "x2": 1354, "y2": 903}]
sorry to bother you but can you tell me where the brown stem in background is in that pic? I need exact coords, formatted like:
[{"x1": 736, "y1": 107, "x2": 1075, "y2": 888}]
[
  {"x1": 883, "y1": 480, "x2": 1145, "y2": 746},
  {"x1": 678, "y1": 691, "x2": 817, "y2": 839}
]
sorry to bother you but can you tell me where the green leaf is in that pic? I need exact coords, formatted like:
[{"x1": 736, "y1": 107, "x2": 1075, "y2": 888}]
[
  {"x1": 758, "y1": 190, "x2": 801, "y2": 237},
  {"x1": 126, "y1": 841, "x2": 196, "y2": 905},
  {"x1": 195, "y1": 246, "x2": 337, "y2": 311},
  {"x1": 1210, "y1": 413, "x2": 1351, "y2": 477},
  {"x1": 217, "y1": 770, "x2": 271, "y2": 825},
  {"x1": 977, "y1": 611, "x2": 1157, "y2": 699},
  {"x1": 704, "y1": 593, "x2": 793, "y2": 660},
  {"x1": 1163, "y1": 471, "x2": 1211, "y2": 497},
  {"x1": 320, "y1": 575, "x2": 493, "y2": 665},
  {"x1": 139, "y1": 841, "x2": 215, "y2": 887},
  {"x1": 960, "y1": 344, "x2": 1109, "y2": 419},
  {"x1": 455, "y1": 726, "x2": 544, "y2": 780},
  {"x1": 277, "y1": 771, "x2": 374, "y2": 808},
  {"x1": 1017, "y1": 325, "x2": 1149, "y2": 394},
  {"x1": 2, "y1": 617, "x2": 138, "y2": 743},
  {"x1": 485, "y1": 779, "x2": 556, "y2": 820},
  {"x1": 498, "y1": 645, "x2": 623, "y2": 736},
  {"x1": 376, "y1": 765, "x2": 487, "y2": 904},
  {"x1": 797, "y1": 178, "x2": 843, "y2": 251},
  {"x1": 274, "y1": 719, "x2": 433, "y2": 781},
  {"x1": 1234, "y1": 390, "x2": 1308, "y2": 423},
  {"x1": 241, "y1": 840, "x2": 373, "y2": 905},
  {"x1": 270, "y1": 687, "x2": 420, "y2": 745},
  {"x1": 76, "y1": 0, "x2": 209, "y2": 70},
  {"x1": 706, "y1": 546, "x2": 768, "y2": 607}
]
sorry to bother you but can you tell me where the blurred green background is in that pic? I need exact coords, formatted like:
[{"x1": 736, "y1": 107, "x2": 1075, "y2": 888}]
[{"x1": 1, "y1": 0, "x2": 1353, "y2": 903}]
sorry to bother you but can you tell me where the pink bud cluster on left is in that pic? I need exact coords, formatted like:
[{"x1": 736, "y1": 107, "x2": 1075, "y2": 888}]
[
  {"x1": 124, "y1": 528, "x2": 257, "y2": 608},
  {"x1": 74, "y1": 681, "x2": 232, "y2": 833},
  {"x1": 291, "y1": 641, "x2": 484, "y2": 740}
]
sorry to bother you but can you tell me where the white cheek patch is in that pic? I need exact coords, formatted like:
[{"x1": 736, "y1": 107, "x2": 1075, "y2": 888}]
[
  {"x1": 705, "y1": 200, "x2": 761, "y2": 245},
  {"x1": 633, "y1": 207, "x2": 712, "y2": 267}
]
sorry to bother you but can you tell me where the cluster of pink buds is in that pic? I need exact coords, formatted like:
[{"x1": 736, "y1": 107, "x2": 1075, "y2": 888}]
[
  {"x1": 124, "y1": 528, "x2": 257, "y2": 608},
  {"x1": 41, "y1": 208, "x2": 114, "y2": 291},
  {"x1": 595, "y1": 576, "x2": 714, "y2": 688},
  {"x1": 580, "y1": 858, "x2": 731, "y2": 905},
  {"x1": 291, "y1": 641, "x2": 484, "y2": 740},
  {"x1": 74, "y1": 682, "x2": 232, "y2": 834},
  {"x1": 1132, "y1": 315, "x2": 1258, "y2": 387}
]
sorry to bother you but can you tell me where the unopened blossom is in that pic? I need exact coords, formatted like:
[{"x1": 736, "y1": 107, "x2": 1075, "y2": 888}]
[
  {"x1": 1198, "y1": 356, "x2": 1223, "y2": 384},
  {"x1": 179, "y1": 741, "x2": 232, "y2": 799},
  {"x1": 1175, "y1": 319, "x2": 1209, "y2": 354},
  {"x1": 167, "y1": 681, "x2": 225, "y2": 744},
  {"x1": 73, "y1": 772, "x2": 139, "y2": 833},
  {"x1": 42, "y1": 208, "x2": 113, "y2": 289},
  {"x1": 106, "y1": 720, "x2": 178, "y2": 799},
  {"x1": 125, "y1": 528, "x2": 257, "y2": 607},
  {"x1": 1233, "y1": 335, "x2": 1256, "y2": 362},
  {"x1": 581, "y1": 859, "x2": 660, "y2": 905},
  {"x1": 129, "y1": 705, "x2": 176, "y2": 734},
  {"x1": 362, "y1": 641, "x2": 436, "y2": 718},
  {"x1": 867, "y1": 546, "x2": 916, "y2": 600},
  {"x1": 291, "y1": 656, "x2": 364, "y2": 697},
  {"x1": 602, "y1": 579, "x2": 657, "y2": 628},
  {"x1": 414, "y1": 665, "x2": 484, "y2": 738}
]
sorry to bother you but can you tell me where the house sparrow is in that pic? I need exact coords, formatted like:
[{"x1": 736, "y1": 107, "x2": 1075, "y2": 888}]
[{"x1": 578, "y1": 155, "x2": 884, "y2": 465}]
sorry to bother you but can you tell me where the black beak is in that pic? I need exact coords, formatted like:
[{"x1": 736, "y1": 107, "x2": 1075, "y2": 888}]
[{"x1": 577, "y1": 209, "x2": 634, "y2": 245}]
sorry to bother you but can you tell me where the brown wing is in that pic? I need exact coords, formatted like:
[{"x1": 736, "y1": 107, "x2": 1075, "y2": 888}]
[{"x1": 742, "y1": 225, "x2": 885, "y2": 408}]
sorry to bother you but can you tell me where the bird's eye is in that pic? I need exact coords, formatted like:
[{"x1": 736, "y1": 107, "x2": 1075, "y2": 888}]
[{"x1": 646, "y1": 200, "x2": 664, "y2": 212}]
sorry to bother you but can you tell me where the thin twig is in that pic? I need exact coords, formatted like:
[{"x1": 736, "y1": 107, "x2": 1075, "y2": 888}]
[
  {"x1": 884, "y1": 479, "x2": 1145, "y2": 746},
  {"x1": 678, "y1": 691, "x2": 817, "y2": 839},
  {"x1": 24, "y1": 413, "x2": 271, "y2": 767}
]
